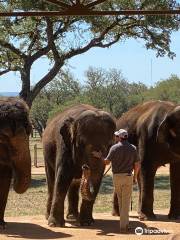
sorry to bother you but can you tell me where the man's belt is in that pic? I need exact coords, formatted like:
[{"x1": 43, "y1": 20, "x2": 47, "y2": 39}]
[{"x1": 113, "y1": 172, "x2": 132, "y2": 176}]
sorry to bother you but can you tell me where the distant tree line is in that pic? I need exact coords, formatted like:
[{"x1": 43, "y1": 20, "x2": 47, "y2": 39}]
[{"x1": 30, "y1": 67, "x2": 180, "y2": 136}]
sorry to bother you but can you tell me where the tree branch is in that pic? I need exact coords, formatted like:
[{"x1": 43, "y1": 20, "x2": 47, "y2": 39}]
[
  {"x1": 63, "y1": 17, "x2": 142, "y2": 60},
  {"x1": 86, "y1": 0, "x2": 107, "y2": 8},
  {"x1": 0, "y1": 69, "x2": 10, "y2": 76},
  {"x1": 45, "y1": 17, "x2": 60, "y2": 60},
  {"x1": 53, "y1": 18, "x2": 77, "y2": 40},
  {"x1": 29, "y1": 45, "x2": 50, "y2": 63},
  {"x1": 63, "y1": 19, "x2": 121, "y2": 60},
  {"x1": 29, "y1": 18, "x2": 61, "y2": 64},
  {"x1": 30, "y1": 60, "x2": 64, "y2": 103},
  {"x1": 45, "y1": 0, "x2": 71, "y2": 9},
  {"x1": 27, "y1": 19, "x2": 42, "y2": 54},
  {"x1": 0, "y1": 39, "x2": 27, "y2": 59},
  {"x1": 27, "y1": 33, "x2": 38, "y2": 53}
]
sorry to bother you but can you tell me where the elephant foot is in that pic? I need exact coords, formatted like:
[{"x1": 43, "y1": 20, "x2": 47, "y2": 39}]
[
  {"x1": 48, "y1": 216, "x2": 65, "y2": 227},
  {"x1": 79, "y1": 217, "x2": 95, "y2": 226},
  {"x1": 0, "y1": 220, "x2": 7, "y2": 230},
  {"x1": 66, "y1": 213, "x2": 78, "y2": 221},
  {"x1": 168, "y1": 213, "x2": 180, "y2": 220},
  {"x1": 139, "y1": 212, "x2": 156, "y2": 221}
]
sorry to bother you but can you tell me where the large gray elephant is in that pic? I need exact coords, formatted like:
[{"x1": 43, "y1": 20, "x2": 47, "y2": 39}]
[
  {"x1": 113, "y1": 100, "x2": 180, "y2": 220},
  {"x1": 42, "y1": 104, "x2": 116, "y2": 227},
  {"x1": 0, "y1": 97, "x2": 32, "y2": 228}
]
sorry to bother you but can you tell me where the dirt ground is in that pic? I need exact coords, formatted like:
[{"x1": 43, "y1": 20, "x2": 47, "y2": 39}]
[{"x1": 1, "y1": 210, "x2": 180, "y2": 240}]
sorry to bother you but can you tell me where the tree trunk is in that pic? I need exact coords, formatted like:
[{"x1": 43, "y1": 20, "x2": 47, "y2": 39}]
[{"x1": 19, "y1": 61, "x2": 32, "y2": 107}]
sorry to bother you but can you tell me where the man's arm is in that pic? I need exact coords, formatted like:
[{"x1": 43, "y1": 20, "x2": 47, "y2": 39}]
[
  {"x1": 133, "y1": 161, "x2": 140, "y2": 184},
  {"x1": 133, "y1": 150, "x2": 141, "y2": 184}
]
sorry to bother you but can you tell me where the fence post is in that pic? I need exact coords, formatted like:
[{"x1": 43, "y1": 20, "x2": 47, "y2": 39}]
[{"x1": 34, "y1": 144, "x2": 38, "y2": 168}]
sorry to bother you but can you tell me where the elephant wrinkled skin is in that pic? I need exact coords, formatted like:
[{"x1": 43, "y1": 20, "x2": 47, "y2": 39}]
[
  {"x1": 113, "y1": 100, "x2": 180, "y2": 220},
  {"x1": 42, "y1": 104, "x2": 116, "y2": 227},
  {"x1": 0, "y1": 97, "x2": 32, "y2": 228}
]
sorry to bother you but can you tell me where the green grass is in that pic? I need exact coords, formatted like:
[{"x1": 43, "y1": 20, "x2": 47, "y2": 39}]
[{"x1": 5, "y1": 174, "x2": 171, "y2": 217}]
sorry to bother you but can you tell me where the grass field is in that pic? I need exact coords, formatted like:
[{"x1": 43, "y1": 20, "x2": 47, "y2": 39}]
[{"x1": 5, "y1": 174, "x2": 171, "y2": 217}]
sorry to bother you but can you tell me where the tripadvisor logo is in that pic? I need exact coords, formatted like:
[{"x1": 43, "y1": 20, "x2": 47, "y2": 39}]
[
  {"x1": 135, "y1": 227, "x2": 171, "y2": 235},
  {"x1": 135, "y1": 227, "x2": 143, "y2": 235}
]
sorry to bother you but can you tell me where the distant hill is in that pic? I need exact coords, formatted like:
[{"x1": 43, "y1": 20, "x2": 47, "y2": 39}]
[{"x1": 0, "y1": 92, "x2": 19, "y2": 97}]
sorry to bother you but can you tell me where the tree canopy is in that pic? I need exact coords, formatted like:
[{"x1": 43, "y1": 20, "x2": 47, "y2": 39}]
[{"x1": 0, "y1": 0, "x2": 179, "y2": 106}]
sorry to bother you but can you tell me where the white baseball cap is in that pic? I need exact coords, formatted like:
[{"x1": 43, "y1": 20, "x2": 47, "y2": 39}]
[
  {"x1": 114, "y1": 131, "x2": 120, "y2": 136},
  {"x1": 114, "y1": 129, "x2": 128, "y2": 138}
]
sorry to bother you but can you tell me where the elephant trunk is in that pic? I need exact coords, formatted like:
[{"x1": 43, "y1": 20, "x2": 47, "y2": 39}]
[
  {"x1": 12, "y1": 135, "x2": 31, "y2": 194},
  {"x1": 80, "y1": 164, "x2": 95, "y2": 201}
]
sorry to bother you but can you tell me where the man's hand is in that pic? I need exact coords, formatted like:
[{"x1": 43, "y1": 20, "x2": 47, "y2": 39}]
[{"x1": 133, "y1": 176, "x2": 137, "y2": 185}]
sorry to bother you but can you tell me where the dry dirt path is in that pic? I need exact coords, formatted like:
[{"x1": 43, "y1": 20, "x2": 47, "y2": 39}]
[{"x1": 1, "y1": 211, "x2": 180, "y2": 240}]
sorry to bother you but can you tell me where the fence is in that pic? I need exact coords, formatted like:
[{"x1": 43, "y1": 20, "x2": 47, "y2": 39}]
[{"x1": 29, "y1": 135, "x2": 44, "y2": 167}]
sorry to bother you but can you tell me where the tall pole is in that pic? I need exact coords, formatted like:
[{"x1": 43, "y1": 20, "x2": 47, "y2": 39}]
[{"x1": 150, "y1": 59, "x2": 153, "y2": 85}]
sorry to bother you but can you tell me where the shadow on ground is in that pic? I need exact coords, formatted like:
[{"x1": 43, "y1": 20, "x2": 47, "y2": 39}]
[
  {"x1": 0, "y1": 222, "x2": 72, "y2": 239},
  {"x1": 130, "y1": 214, "x2": 180, "y2": 223},
  {"x1": 67, "y1": 217, "x2": 172, "y2": 236},
  {"x1": 30, "y1": 177, "x2": 47, "y2": 188}
]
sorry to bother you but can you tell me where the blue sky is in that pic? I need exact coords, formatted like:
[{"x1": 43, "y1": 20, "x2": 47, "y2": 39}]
[{"x1": 0, "y1": 30, "x2": 180, "y2": 92}]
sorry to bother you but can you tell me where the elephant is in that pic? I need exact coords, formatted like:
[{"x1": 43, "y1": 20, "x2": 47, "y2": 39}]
[
  {"x1": 113, "y1": 100, "x2": 180, "y2": 220},
  {"x1": 42, "y1": 104, "x2": 116, "y2": 227},
  {"x1": 0, "y1": 97, "x2": 32, "y2": 228}
]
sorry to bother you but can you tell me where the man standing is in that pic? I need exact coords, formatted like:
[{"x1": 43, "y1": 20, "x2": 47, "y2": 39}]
[{"x1": 93, "y1": 129, "x2": 140, "y2": 233}]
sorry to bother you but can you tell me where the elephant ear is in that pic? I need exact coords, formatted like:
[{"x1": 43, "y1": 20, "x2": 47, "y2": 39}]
[
  {"x1": 157, "y1": 117, "x2": 169, "y2": 143},
  {"x1": 60, "y1": 117, "x2": 74, "y2": 149}
]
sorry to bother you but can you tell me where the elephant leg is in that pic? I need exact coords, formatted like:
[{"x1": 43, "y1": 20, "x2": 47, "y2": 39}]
[
  {"x1": 168, "y1": 162, "x2": 180, "y2": 219},
  {"x1": 139, "y1": 165, "x2": 157, "y2": 220},
  {"x1": 0, "y1": 166, "x2": 12, "y2": 229},
  {"x1": 48, "y1": 167, "x2": 73, "y2": 227},
  {"x1": 45, "y1": 160, "x2": 55, "y2": 220},
  {"x1": 112, "y1": 191, "x2": 120, "y2": 216},
  {"x1": 137, "y1": 170, "x2": 142, "y2": 215},
  {"x1": 79, "y1": 199, "x2": 95, "y2": 226},
  {"x1": 66, "y1": 181, "x2": 80, "y2": 221}
]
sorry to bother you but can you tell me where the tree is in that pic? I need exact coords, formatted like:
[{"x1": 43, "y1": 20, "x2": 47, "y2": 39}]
[
  {"x1": 47, "y1": 70, "x2": 81, "y2": 105},
  {"x1": 0, "y1": 0, "x2": 179, "y2": 106},
  {"x1": 85, "y1": 67, "x2": 147, "y2": 117},
  {"x1": 144, "y1": 74, "x2": 180, "y2": 102}
]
